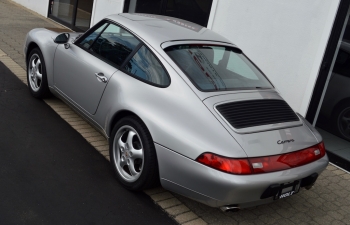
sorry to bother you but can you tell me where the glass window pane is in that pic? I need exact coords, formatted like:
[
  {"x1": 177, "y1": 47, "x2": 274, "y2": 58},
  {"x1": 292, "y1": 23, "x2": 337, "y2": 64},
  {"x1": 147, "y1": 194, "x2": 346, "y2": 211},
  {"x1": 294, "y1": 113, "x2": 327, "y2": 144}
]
[
  {"x1": 75, "y1": 0, "x2": 94, "y2": 31},
  {"x1": 227, "y1": 52, "x2": 259, "y2": 80},
  {"x1": 90, "y1": 24, "x2": 140, "y2": 66},
  {"x1": 50, "y1": 0, "x2": 75, "y2": 24},
  {"x1": 78, "y1": 23, "x2": 108, "y2": 49},
  {"x1": 165, "y1": 45, "x2": 273, "y2": 91},
  {"x1": 124, "y1": 46, "x2": 170, "y2": 86}
]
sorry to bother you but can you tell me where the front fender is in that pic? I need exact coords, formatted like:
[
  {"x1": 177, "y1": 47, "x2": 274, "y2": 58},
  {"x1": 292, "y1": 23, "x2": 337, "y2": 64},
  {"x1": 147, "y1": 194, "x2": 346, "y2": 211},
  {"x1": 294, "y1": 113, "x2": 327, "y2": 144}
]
[{"x1": 24, "y1": 28, "x2": 61, "y2": 87}]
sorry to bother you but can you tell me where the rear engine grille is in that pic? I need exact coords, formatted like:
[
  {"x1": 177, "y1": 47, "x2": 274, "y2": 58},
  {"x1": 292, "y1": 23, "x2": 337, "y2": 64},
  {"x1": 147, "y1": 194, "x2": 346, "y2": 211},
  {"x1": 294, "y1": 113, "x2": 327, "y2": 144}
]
[{"x1": 216, "y1": 99, "x2": 299, "y2": 129}]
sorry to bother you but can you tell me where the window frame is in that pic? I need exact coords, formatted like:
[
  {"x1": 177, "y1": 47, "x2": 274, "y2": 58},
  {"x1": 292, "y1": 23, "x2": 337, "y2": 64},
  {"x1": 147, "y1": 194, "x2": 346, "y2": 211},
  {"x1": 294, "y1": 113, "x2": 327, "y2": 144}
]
[
  {"x1": 74, "y1": 19, "x2": 171, "y2": 88},
  {"x1": 48, "y1": 0, "x2": 93, "y2": 32}
]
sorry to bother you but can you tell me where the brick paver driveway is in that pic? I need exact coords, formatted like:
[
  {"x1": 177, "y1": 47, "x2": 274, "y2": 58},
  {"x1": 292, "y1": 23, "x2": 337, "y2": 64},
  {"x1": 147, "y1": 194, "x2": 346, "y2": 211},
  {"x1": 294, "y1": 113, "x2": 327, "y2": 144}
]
[{"x1": 1, "y1": 0, "x2": 350, "y2": 224}]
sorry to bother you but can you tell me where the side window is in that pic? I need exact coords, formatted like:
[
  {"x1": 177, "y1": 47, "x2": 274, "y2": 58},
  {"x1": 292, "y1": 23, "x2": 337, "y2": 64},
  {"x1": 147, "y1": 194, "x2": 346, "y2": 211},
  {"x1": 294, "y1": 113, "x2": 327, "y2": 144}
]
[
  {"x1": 78, "y1": 23, "x2": 108, "y2": 49},
  {"x1": 123, "y1": 45, "x2": 170, "y2": 86},
  {"x1": 90, "y1": 23, "x2": 140, "y2": 66}
]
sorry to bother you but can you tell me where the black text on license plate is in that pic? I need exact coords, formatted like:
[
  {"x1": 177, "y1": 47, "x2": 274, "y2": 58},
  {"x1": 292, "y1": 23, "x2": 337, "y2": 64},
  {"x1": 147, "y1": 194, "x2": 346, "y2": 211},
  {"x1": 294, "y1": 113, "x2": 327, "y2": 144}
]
[{"x1": 274, "y1": 180, "x2": 300, "y2": 200}]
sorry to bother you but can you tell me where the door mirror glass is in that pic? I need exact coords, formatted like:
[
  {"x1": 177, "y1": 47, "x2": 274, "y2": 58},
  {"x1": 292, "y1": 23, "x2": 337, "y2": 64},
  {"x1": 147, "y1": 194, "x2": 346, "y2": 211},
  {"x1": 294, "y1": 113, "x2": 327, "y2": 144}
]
[{"x1": 54, "y1": 33, "x2": 70, "y2": 44}]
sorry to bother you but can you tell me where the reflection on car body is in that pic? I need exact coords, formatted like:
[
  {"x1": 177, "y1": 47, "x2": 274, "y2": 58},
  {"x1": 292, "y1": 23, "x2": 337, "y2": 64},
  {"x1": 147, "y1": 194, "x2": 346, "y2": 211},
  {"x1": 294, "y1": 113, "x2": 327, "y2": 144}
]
[{"x1": 24, "y1": 13, "x2": 328, "y2": 210}]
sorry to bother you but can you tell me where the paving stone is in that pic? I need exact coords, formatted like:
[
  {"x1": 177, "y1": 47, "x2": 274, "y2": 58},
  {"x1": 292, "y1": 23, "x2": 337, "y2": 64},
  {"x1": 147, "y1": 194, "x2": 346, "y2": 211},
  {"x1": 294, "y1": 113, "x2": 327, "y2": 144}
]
[
  {"x1": 151, "y1": 192, "x2": 174, "y2": 202},
  {"x1": 144, "y1": 187, "x2": 167, "y2": 195},
  {"x1": 175, "y1": 212, "x2": 198, "y2": 224},
  {"x1": 166, "y1": 205, "x2": 190, "y2": 216},
  {"x1": 200, "y1": 213, "x2": 219, "y2": 224},
  {"x1": 90, "y1": 140, "x2": 108, "y2": 147},
  {"x1": 313, "y1": 215, "x2": 336, "y2": 225},
  {"x1": 80, "y1": 131, "x2": 101, "y2": 138},
  {"x1": 158, "y1": 198, "x2": 182, "y2": 209},
  {"x1": 331, "y1": 220, "x2": 346, "y2": 225},
  {"x1": 71, "y1": 124, "x2": 93, "y2": 129},
  {"x1": 85, "y1": 135, "x2": 106, "y2": 142},
  {"x1": 95, "y1": 145, "x2": 109, "y2": 151},
  {"x1": 182, "y1": 218, "x2": 207, "y2": 225},
  {"x1": 328, "y1": 210, "x2": 344, "y2": 221},
  {"x1": 341, "y1": 173, "x2": 350, "y2": 180}
]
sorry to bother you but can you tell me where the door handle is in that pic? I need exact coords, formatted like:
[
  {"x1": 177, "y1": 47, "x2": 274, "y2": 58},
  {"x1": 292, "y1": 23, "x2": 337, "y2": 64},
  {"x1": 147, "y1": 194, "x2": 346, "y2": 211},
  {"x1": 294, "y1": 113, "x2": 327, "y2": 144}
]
[{"x1": 95, "y1": 72, "x2": 108, "y2": 83}]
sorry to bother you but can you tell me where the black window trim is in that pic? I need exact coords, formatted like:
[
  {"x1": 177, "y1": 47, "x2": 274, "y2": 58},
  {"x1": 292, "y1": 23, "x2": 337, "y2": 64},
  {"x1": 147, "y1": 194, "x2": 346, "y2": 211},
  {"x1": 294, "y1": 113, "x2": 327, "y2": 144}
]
[
  {"x1": 75, "y1": 19, "x2": 112, "y2": 53},
  {"x1": 120, "y1": 42, "x2": 143, "y2": 68},
  {"x1": 85, "y1": 22, "x2": 110, "y2": 51},
  {"x1": 74, "y1": 19, "x2": 171, "y2": 88}
]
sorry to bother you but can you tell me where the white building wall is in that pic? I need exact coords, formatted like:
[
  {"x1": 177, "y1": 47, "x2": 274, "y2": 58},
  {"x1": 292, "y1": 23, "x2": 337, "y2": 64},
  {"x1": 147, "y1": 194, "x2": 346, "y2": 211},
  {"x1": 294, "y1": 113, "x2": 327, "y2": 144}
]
[
  {"x1": 210, "y1": 0, "x2": 340, "y2": 116},
  {"x1": 12, "y1": 0, "x2": 342, "y2": 117},
  {"x1": 91, "y1": 0, "x2": 124, "y2": 26},
  {"x1": 12, "y1": 0, "x2": 49, "y2": 17}
]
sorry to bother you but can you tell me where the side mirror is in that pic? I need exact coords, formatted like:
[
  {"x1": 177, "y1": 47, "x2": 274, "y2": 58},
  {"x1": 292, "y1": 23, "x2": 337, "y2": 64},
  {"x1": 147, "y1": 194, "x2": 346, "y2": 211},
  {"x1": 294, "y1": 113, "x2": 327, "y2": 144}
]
[{"x1": 54, "y1": 33, "x2": 70, "y2": 44}]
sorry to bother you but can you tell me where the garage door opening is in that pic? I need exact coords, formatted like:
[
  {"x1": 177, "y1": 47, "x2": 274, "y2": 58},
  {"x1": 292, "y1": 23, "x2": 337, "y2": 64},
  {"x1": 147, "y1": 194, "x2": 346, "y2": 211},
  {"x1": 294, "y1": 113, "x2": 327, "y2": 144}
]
[
  {"x1": 310, "y1": 2, "x2": 350, "y2": 171},
  {"x1": 123, "y1": 0, "x2": 213, "y2": 27}
]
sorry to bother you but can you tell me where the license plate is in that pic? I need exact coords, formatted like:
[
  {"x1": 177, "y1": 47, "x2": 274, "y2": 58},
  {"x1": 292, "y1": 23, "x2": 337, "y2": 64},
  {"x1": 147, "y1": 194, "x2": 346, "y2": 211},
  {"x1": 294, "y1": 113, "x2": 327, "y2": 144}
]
[{"x1": 274, "y1": 180, "x2": 300, "y2": 200}]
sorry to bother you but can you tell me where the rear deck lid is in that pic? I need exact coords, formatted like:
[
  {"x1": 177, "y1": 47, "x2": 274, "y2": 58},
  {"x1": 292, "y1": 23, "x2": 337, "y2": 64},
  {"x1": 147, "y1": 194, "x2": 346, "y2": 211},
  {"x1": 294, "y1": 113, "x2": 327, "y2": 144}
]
[{"x1": 203, "y1": 91, "x2": 319, "y2": 157}]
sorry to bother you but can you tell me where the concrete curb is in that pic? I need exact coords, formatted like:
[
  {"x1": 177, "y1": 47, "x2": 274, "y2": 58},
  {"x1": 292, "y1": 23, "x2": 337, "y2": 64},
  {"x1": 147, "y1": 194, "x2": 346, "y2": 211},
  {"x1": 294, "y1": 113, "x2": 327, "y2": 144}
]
[{"x1": 0, "y1": 49, "x2": 206, "y2": 225}]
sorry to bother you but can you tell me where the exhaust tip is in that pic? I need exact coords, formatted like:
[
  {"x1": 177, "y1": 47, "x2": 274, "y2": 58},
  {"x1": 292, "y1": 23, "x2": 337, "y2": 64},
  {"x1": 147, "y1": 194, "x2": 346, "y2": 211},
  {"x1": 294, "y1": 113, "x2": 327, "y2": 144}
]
[{"x1": 220, "y1": 205, "x2": 240, "y2": 212}]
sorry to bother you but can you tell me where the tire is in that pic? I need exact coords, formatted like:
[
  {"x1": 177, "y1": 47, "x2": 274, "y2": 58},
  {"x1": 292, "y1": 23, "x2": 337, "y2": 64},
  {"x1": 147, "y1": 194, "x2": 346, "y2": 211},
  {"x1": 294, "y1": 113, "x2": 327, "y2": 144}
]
[
  {"x1": 109, "y1": 116, "x2": 159, "y2": 191},
  {"x1": 333, "y1": 102, "x2": 350, "y2": 141},
  {"x1": 27, "y1": 48, "x2": 51, "y2": 98}
]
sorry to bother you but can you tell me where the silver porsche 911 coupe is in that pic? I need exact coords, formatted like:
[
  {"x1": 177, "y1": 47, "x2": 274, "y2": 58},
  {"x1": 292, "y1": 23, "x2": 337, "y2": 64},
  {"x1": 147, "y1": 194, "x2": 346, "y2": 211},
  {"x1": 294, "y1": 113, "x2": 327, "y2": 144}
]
[{"x1": 24, "y1": 13, "x2": 328, "y2": 211}]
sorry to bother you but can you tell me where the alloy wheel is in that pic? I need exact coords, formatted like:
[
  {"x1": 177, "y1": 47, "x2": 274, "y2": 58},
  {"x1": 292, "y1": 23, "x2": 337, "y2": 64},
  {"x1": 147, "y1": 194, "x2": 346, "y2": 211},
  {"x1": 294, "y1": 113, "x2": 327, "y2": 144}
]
[
  {"x1": 28, "y1": 53, "x2": 43, "y2": 92},
  {"x1": 112, "y1": 125, "x2": 144, "y2": 182}
]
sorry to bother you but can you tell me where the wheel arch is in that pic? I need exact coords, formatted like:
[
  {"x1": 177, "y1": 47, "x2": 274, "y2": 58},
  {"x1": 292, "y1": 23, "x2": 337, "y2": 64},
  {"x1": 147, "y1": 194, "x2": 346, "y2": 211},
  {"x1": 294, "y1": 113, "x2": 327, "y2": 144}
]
[
  {"x1": 26, "y1": 42, "x2": 40, "y2": 66},
  {"x1": 108, "y1": 110, "x2": 148, "y2": 138},
  {"x1": 108, "y1": 110, "x2": 161, "y2": 190}
]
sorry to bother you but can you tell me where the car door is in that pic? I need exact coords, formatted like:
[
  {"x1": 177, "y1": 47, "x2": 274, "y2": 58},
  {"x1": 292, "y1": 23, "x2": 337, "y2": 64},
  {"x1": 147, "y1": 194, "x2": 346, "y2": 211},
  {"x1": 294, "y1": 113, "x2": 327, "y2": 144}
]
[{"x1": 53, "y1": 21, "x2": 141, "y2": 115}]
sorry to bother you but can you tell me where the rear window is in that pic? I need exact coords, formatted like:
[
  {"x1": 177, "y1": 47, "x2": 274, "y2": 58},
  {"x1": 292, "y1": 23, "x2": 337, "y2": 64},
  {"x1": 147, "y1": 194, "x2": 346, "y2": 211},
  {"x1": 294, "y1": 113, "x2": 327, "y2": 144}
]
[{"x1": 165, "y1": 45, "x2": 273, "y2": 91}]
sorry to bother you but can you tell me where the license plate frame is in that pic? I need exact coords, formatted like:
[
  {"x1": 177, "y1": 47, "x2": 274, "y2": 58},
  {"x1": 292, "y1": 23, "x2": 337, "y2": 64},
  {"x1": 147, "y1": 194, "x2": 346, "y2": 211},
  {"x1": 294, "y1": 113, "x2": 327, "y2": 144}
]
[{"x1": 274, "y1": 180, "x2": 300, "y2": 200}]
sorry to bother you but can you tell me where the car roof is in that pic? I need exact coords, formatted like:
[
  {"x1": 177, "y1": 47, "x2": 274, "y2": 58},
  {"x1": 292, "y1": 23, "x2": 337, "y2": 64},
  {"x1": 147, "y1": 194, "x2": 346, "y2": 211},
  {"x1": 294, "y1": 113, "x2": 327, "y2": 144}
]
[{"x1": 105, "y1": 13, "x2": 235, "y2": 48}]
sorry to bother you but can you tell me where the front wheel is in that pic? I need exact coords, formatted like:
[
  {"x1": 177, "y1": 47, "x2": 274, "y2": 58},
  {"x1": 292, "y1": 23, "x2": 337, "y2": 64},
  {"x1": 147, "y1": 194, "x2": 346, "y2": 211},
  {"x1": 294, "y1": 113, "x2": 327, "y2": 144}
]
[
  {"x1": 109, "y1": 116, "x2": 159, "y2": 191},
  {"x1": 27, "y1": 48, "x2": 51, "y2": 98}
]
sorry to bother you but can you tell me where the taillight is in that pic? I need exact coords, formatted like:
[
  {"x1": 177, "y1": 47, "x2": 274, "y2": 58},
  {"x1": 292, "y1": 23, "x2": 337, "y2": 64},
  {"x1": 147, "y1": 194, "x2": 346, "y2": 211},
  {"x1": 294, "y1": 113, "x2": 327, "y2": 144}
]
[
  {"x1": 196, "y1": 142, "x2": 326, "y2": 175},
  {"x1": 196, "y1": 153, "x2": 252, "y2": 175}
]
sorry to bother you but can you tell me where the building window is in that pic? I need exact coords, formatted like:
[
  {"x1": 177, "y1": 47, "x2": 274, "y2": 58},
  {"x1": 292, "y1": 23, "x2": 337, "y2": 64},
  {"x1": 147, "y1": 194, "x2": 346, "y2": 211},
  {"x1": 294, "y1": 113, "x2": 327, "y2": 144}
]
[
  {"x1": 123, "y1": 0, "x2": 213, "y2": 27},
  {"x1": 49, "y1": 0, "x2": 94, "y2": 31}
]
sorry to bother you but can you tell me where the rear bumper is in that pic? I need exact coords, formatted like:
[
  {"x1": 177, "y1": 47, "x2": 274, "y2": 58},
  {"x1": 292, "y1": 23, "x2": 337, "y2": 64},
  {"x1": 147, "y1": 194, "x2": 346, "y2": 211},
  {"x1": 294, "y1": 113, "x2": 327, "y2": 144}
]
[{"x1": 155, "y1": 144, "x2": 329, "y2": 208}]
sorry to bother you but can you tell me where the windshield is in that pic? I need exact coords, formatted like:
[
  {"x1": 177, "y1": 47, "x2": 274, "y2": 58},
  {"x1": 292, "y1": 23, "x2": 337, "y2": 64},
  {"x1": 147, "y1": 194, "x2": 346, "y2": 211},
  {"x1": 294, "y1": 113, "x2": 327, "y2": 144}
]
[{"x1": 165, "y1": 45, "x2": 273, "y2": 91}]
